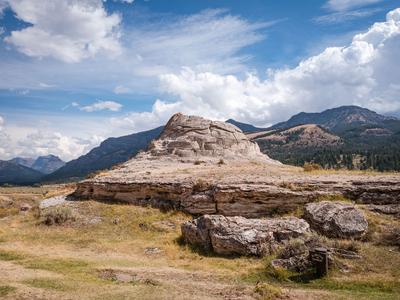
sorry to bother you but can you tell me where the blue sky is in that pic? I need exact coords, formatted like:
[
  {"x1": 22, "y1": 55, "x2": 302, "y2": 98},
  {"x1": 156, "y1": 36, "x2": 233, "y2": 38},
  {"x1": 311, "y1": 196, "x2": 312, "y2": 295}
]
[{"x1": 0, "y1": 0, "x2": 399, "y2": 161}]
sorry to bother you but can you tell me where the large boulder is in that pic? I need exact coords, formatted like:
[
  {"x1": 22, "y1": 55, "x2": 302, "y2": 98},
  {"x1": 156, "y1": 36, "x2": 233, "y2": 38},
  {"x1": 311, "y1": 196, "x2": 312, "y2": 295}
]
[
  {"x1": 304, "y1": 201, "x2": 368, "y2": 239},
  {"x1": 181, "y1": 215, "x2": 310, "y2": 257}
]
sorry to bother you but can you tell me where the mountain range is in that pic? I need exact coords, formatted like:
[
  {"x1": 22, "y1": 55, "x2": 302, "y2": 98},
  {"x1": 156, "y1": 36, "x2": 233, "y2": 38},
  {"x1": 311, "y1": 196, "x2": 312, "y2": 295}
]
[
  {"x1": 1, "y1": 105, "x2": 399, "y2": 185},
  {"x1": 0, "y1": 155, "x2": 65, "y2": 185},
  {"x1": 43, "y1": 126, "x2": 164, "y2": 182}
]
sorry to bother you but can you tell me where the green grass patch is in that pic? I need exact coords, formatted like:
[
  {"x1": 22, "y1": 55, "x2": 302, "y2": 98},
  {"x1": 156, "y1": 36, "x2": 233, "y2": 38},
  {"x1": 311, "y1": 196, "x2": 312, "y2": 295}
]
[
  {"x1": 0, "y1": 249, "x2": 25, "y2": 261},
  {"x1": 23, "y1": 257, "x2": 90, "y2": 274},
  {"x1": 0, "y1": 285, "x2": 16, "y2": 297},
  {"x1": 305, "y1": 278, "x2": 400, "y2": 294},
  {"x1": 23, "y1": 278, "x2": 72, "y2": 291}
]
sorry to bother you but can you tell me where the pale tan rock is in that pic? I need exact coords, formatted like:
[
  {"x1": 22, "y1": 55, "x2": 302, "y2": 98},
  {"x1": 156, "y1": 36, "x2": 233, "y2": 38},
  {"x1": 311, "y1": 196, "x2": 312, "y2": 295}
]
[
  {"x1": 73, "y1": 113, "x2": 400, "y2": 218},
  {"x1": 181, "y1": 214, "x2": 311, "y2": 257},
  {"x1": 140, "y1": 113, "x2": 274, "y2": 162},
  {"x1": 304, "y1": 201, "x2": 368, "y2": 239}
]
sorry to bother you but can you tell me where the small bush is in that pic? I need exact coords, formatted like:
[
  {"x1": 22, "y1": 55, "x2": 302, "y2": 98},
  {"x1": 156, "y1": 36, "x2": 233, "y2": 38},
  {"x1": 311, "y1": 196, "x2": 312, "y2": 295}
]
[
  {"x1": 41, "y1": 207, "x2": 75, "y2": 225},
  {"x1": 379, "y1": 226, "x2": 400, "y2": 249},
  {"x1": 263, "y1": 256, "x2": 293, "y2": 282},
  {"x1": 303, "y1": 162, "x2": 322, "y2": 172},
  {"x1": 330, "y1": 239, "x2": 360, "y2": 253},
  {"x1": 194, "y1": 160, "x2": 203, "y2": 165},
  {"x1": 217, "y1": 159, "x2": 225, "y2": 166},
  {"x1": 278, "y1": 239, "x2": 307, "y2": 259},
  {"x1": 192, "y1": 179, "x2": 212, "y2": 192},
  {"x1": 254, "y1": 282, "x2": 283, "y2": 300}
]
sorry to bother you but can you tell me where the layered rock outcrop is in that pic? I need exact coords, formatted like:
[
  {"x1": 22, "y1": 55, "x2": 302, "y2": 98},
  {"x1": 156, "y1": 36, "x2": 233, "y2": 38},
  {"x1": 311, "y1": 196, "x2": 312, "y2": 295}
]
[
  {"x1": 181, "y1": 214, "x2": 310, "y2": 257},
  {"x1": 304, "y1": 201, "x2": 368, "y2": 238},
  {"x1": 140, "y1": 113, "x2": 272, "y2": 162},
  {"x1": 73, "y1": 113, "x2": 400, "y2": 218}
]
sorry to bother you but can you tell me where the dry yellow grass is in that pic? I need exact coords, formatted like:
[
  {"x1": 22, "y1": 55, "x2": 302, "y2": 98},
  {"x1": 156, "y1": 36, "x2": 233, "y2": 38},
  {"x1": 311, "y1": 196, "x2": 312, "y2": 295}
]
[{"x1": 0, "y1": 185, "x2": 399, "y2": 300}]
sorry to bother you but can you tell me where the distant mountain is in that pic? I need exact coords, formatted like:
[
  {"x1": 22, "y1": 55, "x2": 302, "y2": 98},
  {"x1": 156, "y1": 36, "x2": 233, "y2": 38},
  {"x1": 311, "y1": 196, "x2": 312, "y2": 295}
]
[
  {"x1": 31, "y1": 155, "x2": 65, "y2": 174},
  {"x1": 226, "y1": 119, "x2": 265, "y2": 133},
  {"x1": 9, "y1": 155, "x2": 65, "y2": 175},
  {"x1": 44, "y1": 126, "x2": 164, "y2": 182},
  {"x1": 253, "y1": 106, "x2": 400, "y2": 171},
  {"x1": 0, "y1": 160, "x2": 43, "y2": 185},
  {"x1": 270, "y1": 106, "x2": 397, "y2": 132},
  {"x1": 9, "y1": 157, "x2": 35, "y2": 168}
]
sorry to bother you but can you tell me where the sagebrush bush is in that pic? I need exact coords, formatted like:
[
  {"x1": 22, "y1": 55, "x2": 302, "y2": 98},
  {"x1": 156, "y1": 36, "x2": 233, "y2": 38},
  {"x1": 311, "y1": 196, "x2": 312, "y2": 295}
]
[
  {"x1": 303, "y1": 162, "x2": 322, "y2": 172},
  {"x1": 253, "y1": 282, "x2": 283, "y2": 300},
  {"x1": 41, "y1": 207, "x2": 75, "y2": 225},
  {"x1": 192, "y1": 179, "x2": 212, "y2": 192},
  {"x1": 380, "y1": 226, "x2": 400, "y2": 249},
  {"x1": 278, "y1": 239, "x2": 307, "y2": 259}
]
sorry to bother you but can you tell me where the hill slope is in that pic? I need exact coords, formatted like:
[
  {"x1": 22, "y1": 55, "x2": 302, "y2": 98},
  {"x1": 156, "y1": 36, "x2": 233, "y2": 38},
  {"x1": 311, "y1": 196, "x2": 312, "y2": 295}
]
[
  {"x1": 0, "y1": 160, "x2": 43, "y2": 185},
  {"x1": 44, "y1": 126, "x2": 164, "y2": 182},
  {"x1": 270, "y1": 105, "x2": 397, "y2": 132},
  {"x1": 226, "y1": 119, "x2": 265, "y2": 133},
  {"x1": 31, "y1": 155, "x2": 65, "y2": 174},
  {"x1": 254, "y1": 106, "x2": 400, "y2": 171}
]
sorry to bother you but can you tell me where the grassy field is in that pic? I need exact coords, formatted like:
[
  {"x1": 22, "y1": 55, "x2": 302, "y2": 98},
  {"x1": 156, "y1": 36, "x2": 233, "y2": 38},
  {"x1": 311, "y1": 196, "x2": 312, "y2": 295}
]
[{"x1": 0, "y1": 185, "x2": 399, "y2": 299}]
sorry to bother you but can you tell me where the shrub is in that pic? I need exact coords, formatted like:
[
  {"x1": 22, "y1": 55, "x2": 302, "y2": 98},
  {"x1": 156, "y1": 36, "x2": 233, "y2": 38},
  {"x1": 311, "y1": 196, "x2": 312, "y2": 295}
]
[
  {"x1": 379, "y1": 226, "x2": 400, "y2": 249},
  {"x1": 253, "y1": 282, "x2": 283, "y2": 300},
  {"x1": 41, "y1": 207, "x2": 75, "y2": 225},
  {"x1": 217, "y1": 159, "x2": 225, "y2": 166},
  {"x1": 263, "y1": 256, "x2": 293, "y2": 282},
  {"x1": 192, "y1": 179, "x2": 212, "y2": 192},
  {"x1": 278, "y1": 239, "x2": 307, "y2": 259},
  {"x1": 194, "y1": 160, "x2": 203, "y2": 165},
  {"x1": 303, "y1": 162, "x2": 322, "y2": 172},
  {"x1": 329, "y1": 239, "x2": 360, "y2": 253}
]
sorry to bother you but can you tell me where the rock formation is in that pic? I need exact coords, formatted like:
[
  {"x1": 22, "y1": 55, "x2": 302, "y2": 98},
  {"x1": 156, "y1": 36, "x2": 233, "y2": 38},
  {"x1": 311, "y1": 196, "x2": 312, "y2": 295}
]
[
  {"x1": 141, "y1": 113, "x2": 272, "y2": 162},
  {"x1": 181, "y1": 215, "x2": 310, "y2": 257},
  {"x1": 73, "y1": 113, "x2": 400, "y2": 218},
  {"x1": 304, "y1": 201, "x2": 368, "y2": 238}
]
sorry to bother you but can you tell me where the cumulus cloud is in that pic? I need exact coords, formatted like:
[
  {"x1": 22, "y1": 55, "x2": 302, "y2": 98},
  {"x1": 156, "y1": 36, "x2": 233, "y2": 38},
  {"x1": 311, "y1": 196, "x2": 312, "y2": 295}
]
[
  {"x1": 326, "y1": 0, "x2": 384, "y2": 12},
  {"x1": 112, "y1": 8, "x2": 400, "y2": 130},
  {"x1": 75, "y1": 100, "x2": 123, "y2": 112},
  {"x1": 14, "y1": 131, "x2": 103, "y2": 161},
  {"x1": 0, "y1": 117, "x2": 104, "y2": 160},
  {"x1": 3, "y1": 0, "x2": 122, "y2": 63}
]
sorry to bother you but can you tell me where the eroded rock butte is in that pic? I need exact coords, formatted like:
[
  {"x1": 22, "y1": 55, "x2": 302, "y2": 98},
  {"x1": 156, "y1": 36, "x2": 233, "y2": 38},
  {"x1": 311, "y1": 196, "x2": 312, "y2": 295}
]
[{"x1": 73, "y1": 113, "x2": 400, "y2": 217}]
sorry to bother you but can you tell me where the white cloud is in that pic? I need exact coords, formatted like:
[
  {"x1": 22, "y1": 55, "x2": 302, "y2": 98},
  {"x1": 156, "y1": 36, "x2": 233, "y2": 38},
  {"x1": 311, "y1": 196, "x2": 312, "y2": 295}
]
[
  {"x1": 77, "y1": 100, "x2": 123, "y2": 112},
  {"x1": 112, "y1": 8, "x2": 400, "y2": 130},
  {"x1": 0, "y1": 115, "x2": 104, "y2": 161},
  {"x1": 14, "y1": 131, "x2": 103, "y2": 161},
  {"x1": 113, "y1": 85, "x2": 131, "y2": 94},
  {"x1": 0, "y1": 9, "x2": 272, "y2": 92},
  {"x1": 4, "y1": 0, "x2": 122, "y2": 63},
  {"x1": 114, "y1": 0, "x2": 134, "y2": 3},
  {"x1": 326, "y1": 0, "x2": 384, "y2": 12},
  {"x1": 0, "y1": 0, "x2": 7, "y2": 16},
  {"x1": 125, "y1": 9, "x2": 276, "y2": 76},
  {"x1": 315, "y1": 7, "x2": 382, "y2": 24}
]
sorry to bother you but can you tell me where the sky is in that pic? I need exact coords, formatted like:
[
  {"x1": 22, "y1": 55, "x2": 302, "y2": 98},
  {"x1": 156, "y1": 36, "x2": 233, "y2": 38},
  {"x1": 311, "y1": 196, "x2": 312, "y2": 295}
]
[{"x1": 0, "y1": 0, "x2": 399, "y2": 161}]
